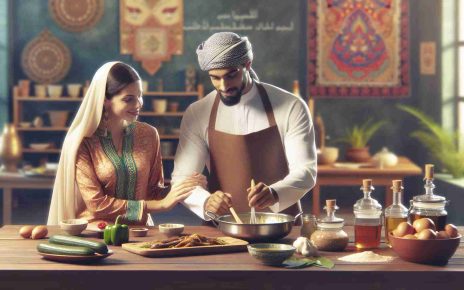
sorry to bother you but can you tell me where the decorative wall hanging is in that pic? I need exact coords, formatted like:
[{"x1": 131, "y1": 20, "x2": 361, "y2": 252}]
[
  {"x1": 49, "y1": 0, "x2": 105, "y2": 32},
  {"x1": 120, "y1": 0, "x2": 184, "y2": 75},
  {"x1": 307, "y1": 0, "x2": 410, "y2": 98},
  {"x1": 21, "y1": 29, "x2": 71, "y2": 84},
  {"x1": 420, "y1": 41, "x2": 436, "y2": 75}
]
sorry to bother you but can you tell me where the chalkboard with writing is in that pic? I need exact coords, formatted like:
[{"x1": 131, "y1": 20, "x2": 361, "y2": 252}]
[{"x1": 182, "y1": 0, "x2": 305, "y2": 93}]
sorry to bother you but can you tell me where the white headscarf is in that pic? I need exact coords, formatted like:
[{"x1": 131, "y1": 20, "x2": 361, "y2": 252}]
[{"x1": 47, "y1": 61, "x2": 120, "y2": 225}]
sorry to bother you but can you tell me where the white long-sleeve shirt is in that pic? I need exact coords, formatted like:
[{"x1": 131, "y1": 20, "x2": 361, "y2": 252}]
[{"x1": 172, "y1": 82, "x2": 317, "y2": 219}]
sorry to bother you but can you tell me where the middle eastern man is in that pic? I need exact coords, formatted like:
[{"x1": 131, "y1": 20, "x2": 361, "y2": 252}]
[{"x1": 171, "y1": 32, "x2": 317, "y2": 223}]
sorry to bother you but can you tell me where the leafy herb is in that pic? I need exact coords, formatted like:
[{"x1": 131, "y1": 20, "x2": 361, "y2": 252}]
[
  {"x1": 337, "y1": 119, "x2": 386, "y2": 148},
  {"x1": 282, "y1": 256, "x2": 334, "y2": 269},
  {"x1": 398, "y1": 105, "x2": 464, "y2": 178}
]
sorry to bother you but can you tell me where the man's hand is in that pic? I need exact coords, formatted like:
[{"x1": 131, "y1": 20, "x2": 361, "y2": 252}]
[
  {"x1": 247, "y1": 182, "x2": 278, "y2": 209},
  {"x1": 205, "y1": 191, "x2": 232, "y2": 215}
]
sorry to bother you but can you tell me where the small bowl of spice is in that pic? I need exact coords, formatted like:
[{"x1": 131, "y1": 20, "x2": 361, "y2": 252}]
[
  {"x1": 130, "y1": 227, "x2": 149, "y2": 237},
  {"x1": 159, "y1": 223, "x2": 184, "y2": 237}
]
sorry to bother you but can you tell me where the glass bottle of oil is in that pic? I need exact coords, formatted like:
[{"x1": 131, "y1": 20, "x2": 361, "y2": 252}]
[
  {"x1": 384, "y1": 180, "x2": 408, "y2": 247},
  {"x1": 409, "y1": 164, "x2": 448, "y2": 230},
  {"x1": 354, "y1": 179, "x2": 383, "y2": 249}
]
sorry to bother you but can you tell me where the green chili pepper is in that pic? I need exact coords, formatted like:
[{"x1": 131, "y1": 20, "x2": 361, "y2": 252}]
[{"x1": 103, "y1": 215, "x2": 129, "y2": 246}]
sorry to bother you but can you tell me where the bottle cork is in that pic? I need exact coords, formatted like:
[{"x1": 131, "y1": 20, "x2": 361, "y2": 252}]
[
  {"x1": 362, "y1": 179, "x2": 372, "y2": 189},
  {"x1": 292, "y1": 80, "x2": 300, "y2": 96},
  {"x1": 392, "y1": 180, "x2": 403, "y2": 191},
  {"x1": 326, "y1": 199, "x2": 336, "y2": 209},
  {"x1": 425, "y1": 164, "x2": 434, "y2": 179}
]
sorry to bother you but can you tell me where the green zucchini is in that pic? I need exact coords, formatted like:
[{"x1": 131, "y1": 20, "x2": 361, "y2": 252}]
[
  {"x1": 49, "y1": 235, "x2": 108, "y2": 254},
  {"x1": 37, "y1": 243, "x2": 95, "y2": 256}
]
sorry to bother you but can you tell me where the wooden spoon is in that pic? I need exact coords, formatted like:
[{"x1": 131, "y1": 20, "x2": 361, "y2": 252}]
[{"x1": 229, "y1": 207, "x2": 243, "y2": 224}]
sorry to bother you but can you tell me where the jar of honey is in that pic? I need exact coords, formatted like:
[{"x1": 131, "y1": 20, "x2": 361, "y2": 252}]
[
  {"x1": 409, "y1": 164, "x2": 448, "y2": 231},
  {"x1": 353, "y1": 179, "x2": 383, "y2": 249}
]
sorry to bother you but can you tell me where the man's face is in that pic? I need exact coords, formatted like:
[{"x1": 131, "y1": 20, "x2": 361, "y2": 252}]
[{"x1": 209, "y1": 66, "x2": 247, "y2": 106}]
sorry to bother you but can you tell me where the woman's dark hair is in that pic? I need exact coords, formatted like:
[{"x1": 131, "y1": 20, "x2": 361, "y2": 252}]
[{"x1": 105, "y1": 62, "x2": 141, "y2": 99}]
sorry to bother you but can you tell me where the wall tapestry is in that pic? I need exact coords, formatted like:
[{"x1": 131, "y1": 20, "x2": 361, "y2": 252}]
[
  {"x1": 21, "y1": 30, "x2": 71, "y2": 84},
  {"x1": 49, "y1": 0, "x2": 105, "y2": 32},
  {"x1": 120, "y1": 0, "x2": 184, "y2": 75},
  {"x1": 307, "y1": 0, "x2": 410, "y2": 98}
]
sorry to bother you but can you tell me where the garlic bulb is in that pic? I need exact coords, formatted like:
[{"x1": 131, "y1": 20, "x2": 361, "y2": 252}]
[{"x1": 293, "y1": 237, "x2": 319, "y2": 257}]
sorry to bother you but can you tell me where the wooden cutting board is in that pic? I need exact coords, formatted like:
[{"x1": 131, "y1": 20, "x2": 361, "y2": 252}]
[{"x1": 122, "y1": 237, "x2": 249, "y2": 257}]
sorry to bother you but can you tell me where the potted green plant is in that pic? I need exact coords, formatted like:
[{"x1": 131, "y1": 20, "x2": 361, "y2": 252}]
[
  {"x1": 398, "y1": 105, "x2": 464, "y2": 178},
  {"x1": 337, "y1": 119, "x2": 386, "y2": 163}
]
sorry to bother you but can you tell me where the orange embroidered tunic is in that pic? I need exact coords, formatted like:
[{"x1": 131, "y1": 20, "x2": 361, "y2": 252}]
[{"x1": 75, "y1": 122, "x2": 164, "y2": 224}]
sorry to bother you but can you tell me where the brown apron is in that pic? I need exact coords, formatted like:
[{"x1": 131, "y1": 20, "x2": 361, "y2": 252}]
[{"x1": 207, "y1": 82, "x2": 302, "y2": 224}]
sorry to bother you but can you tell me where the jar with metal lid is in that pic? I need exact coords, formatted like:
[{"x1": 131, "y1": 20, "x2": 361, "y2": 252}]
[
  {"x1": 310, "y1": 199, "x2": 348, "y2": 252},
  {"x1": 409, "y1": 164, "x2": 448, "y2": 230}
]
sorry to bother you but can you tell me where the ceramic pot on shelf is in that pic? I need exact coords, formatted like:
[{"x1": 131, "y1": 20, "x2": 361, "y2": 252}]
[
  {"x1": 0, "y1": 124, "x2": 23, "y2": 172},
  {"x1": 372, "y1": 147, "x2": 398, "y2": 168},
  {"x1": 317, "y1": 147, "x2": 339, "y2": 165},
  {"x1": 345, "y1": 147, "x2": 371, "y2": 163}
]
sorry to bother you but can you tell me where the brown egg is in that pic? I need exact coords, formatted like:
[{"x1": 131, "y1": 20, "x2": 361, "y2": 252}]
[
  {"x1": 31, "y1": 226, "x2": 48, "y2": 239},
  {"x1": 445, "y1": 224, "x2": 459, "y2": 238},
  {"x1": 436, "y1": 231, "x2": 450, "y2": 239},
  {"x1": 416, "y1": 228, "x2": 437, "y2": 240},
  {"x1": 413, "y1": 218, "x2": 436, "y2": 233},
  {"x1": 393, "y1": 222, "x2": 415, "y2": 237},
  {"x1": 403, "y1": 234, "x2": 417, "y2": 239},
  {"x1": 19, "y1": 225, "x2": 34, "y2": 239}
]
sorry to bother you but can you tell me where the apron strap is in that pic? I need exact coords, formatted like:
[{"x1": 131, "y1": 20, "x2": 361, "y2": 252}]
[
  {"x1": 255, "y1": 82, "x2": 277, "y2": 127},
  {"x1": 209, "y1": 93, "x2": 221, "y2": 130},
  {"x1": 208, "y1": 82, "x2": 277, "y2": 130}
]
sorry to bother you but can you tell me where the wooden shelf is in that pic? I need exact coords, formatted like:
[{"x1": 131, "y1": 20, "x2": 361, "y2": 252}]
[
  {"x1": 23, "y1": 148, "x2": 61, "y2": 153},
  {"x1": 139, "y1": 112, "x2": 184, "y2": 117},
  {"x1": 15, "y1": 97, "x2": 82, "y2": 102},
  {"x1": 17, "y1": 127, "x2": 68, "y2": 131},
  {"x1": 143, "y1": 91, "x2": 199, "y2": 97}
]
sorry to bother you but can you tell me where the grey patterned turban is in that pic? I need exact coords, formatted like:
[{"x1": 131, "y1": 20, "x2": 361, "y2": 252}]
[{"x1": 196, "y1": 32, "x2": 259, "y2": 81}]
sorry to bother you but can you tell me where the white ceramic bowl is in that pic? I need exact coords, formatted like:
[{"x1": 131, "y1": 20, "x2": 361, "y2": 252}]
[
  {"x1": 60, "y1": 219, "x2": 88, "y2": 236},
  {"x1": 130, "y1": 227, "x2": 149, "y2": 237},
  {"x1": 19, "y1": 122, "x2": 32, "y2": 128},
  {"x1": 47, "y1": 85, "x2": 63, "y2": 98},
  {"x1": 66, "y1": 84, "x2": 82, "y2": 98},
  {"x1": 30, "y1": 143, "x2": 52, "y2": 150},
  {"x1": 158, "y1": 223, "x2": 184, "y2": 237}
]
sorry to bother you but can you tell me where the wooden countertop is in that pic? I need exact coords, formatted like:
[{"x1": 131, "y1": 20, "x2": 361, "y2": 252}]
[{"x1": 0, "y1": 225, "x2": 463, "y2": 290}]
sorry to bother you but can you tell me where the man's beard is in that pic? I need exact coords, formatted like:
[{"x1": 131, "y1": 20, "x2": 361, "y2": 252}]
[{"x1": 218, "y1": 81, "x2": 246, "y2": 106}]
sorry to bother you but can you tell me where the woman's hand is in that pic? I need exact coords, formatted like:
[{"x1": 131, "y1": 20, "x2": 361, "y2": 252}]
[
  {"x1": 189, "y1": 172, "x2": 207, "y2": 189},
  {"x1": 147, "y1": 173, "x2": 206, "y2": 212}
]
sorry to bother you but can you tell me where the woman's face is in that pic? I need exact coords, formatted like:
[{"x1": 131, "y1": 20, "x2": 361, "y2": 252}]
[{"x1": 105, "y1": 80, "x2": 143, "y2": 123}]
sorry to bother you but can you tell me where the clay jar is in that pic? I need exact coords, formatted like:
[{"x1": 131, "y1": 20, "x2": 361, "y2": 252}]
[{"x1": 345, "y1": 147, "x2": 371, "y2": 163}]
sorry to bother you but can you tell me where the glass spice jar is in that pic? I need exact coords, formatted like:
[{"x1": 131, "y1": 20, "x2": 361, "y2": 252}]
[
  {"x1": 310, "y1": 199, "x2": 348, "y2": 252},
  {"x1": 300, "y1": 214, "x2": 317, "y2": 238}
]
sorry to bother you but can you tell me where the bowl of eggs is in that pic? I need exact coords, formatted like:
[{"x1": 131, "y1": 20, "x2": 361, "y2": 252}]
[{"x1": 389, "y1": 218, "x2": 461, "y2": 265}]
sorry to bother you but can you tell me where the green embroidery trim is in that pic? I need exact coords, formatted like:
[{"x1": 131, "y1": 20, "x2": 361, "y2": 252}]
[
  {"x1": 99, "y1": 123, "x2": 137, "y2": 200},
  {"x1": 127, "y1": 200, "x2": 142, "y2": 222},
  {"x1": 99, "y1": 135, "x2": 125, "y2": 199},
  {"x1": 123, "y1": 124, "x2": 137, "y2": 200}
]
